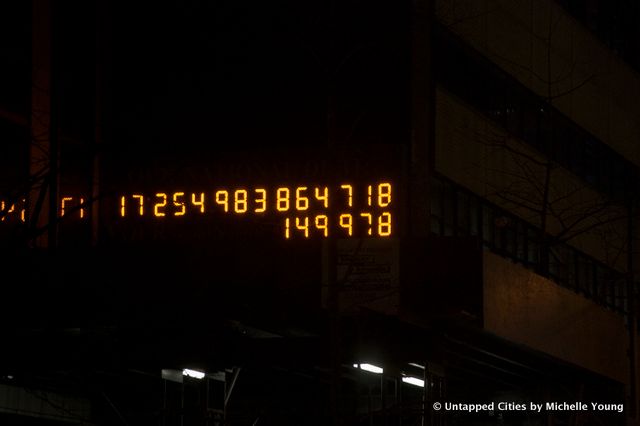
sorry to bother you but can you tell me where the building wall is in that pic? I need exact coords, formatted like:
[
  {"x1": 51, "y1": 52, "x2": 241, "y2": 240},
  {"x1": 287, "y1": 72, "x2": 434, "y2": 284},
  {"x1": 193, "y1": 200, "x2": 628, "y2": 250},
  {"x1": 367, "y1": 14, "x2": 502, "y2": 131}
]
[
  {"x1": 435, "y1": 87, "x2": 628, "y2": 271},
  {"x1": 483, "y1": 250, "x2": 628, "y2": 383},
  {"x1": 436, "y1": 0, "x2": 640, "y2": 168},
  {"x1": 434, "y1": 0, "x2": 637, "y2": 274}
]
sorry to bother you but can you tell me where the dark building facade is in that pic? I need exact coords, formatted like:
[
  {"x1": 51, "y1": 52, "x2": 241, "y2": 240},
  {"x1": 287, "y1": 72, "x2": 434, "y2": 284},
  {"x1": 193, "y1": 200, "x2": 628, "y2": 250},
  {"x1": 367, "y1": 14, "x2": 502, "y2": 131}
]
[{"x1": 0, "y1": 0, "x2": 638, "y2": 425}]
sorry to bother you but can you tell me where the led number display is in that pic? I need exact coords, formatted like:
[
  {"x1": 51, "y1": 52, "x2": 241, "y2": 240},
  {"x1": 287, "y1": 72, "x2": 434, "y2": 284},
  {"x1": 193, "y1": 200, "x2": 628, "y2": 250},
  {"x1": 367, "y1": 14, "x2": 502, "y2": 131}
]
[
  {"x1": 0, "y1": 182, "x2": 395, "y2": 239},
  {"x1": 118, "y1": 182, "x2": 394, "y2": 239}
]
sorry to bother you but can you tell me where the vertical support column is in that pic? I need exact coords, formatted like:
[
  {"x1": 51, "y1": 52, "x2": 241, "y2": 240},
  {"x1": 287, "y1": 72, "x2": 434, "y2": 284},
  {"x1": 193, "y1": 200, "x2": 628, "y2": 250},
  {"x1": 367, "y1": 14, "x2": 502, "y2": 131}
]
[
  {"x1": 421, "y1": 362, "x2": 427, "y2": 426},
  {"x1": 92, "y1": 0, "x2": 110, "y2": 246},
  {"x1": 46, "y1": 0, "x2": 58, "y2": 252},
  {"x1": 410, "y1": 0, "x2": 435, "y2": 238},
  {"x1": 30, "y1": 0, "x2": 54, "y2": 248},
  {"x1": 627, "y1": 200, "x2": 637, "y2": 420}
]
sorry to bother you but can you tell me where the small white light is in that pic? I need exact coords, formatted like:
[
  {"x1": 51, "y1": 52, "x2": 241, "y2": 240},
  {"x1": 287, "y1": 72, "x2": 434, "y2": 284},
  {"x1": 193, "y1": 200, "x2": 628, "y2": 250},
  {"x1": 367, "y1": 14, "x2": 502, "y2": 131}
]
[
  {"x1": 359, "y1": 363, "x2": 383, "y2": 374},
  {"x1": 402, "y1": 376, "x2": 424, "y2": 387},
  {"x1": 353, "y1": 364, "x2": 359, "y2": 368},
  {"x1": 182, "y1": 369, "x2": 205, "y2": 379},
  {"x1": 408, "y1": 363, "x2": 425, "y2": 370}
]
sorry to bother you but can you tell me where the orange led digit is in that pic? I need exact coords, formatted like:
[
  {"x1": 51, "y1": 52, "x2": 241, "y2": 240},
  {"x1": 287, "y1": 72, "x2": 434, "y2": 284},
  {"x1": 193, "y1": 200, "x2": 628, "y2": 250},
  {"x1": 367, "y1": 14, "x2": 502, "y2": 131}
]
[
  {"x1": 61, "y1": 197, "x2": 73, "y2": 217},
  {"x1": 215, "y1": 190, "x2": 229, "y2": 212},
  {"x1": 0, "y1": 201, "x2": 6, "y2": 221},
  {"x1": 173, "y1": 192, "x2": 186, "y2": 216},
  {"x1": 295, "y1": 187, "x2": 309, "y2": 211},
  {"x1": 360, "y1": 213, "x2": 373, "y2": 236},
  {"x1": 378, "y1": 212, "x2": 392, "y2": 236},
  {"x1": 314, "y1": 187, "x2": 328, "y2": 209},
  {"x1": 47, "y1": 183, "x2": 395, "y2": 238},
  {"x1": 191, "y1": 192, "x2": 205, "y2": 213},
  {"x1": 339, "y1": 213, "x2": 353, "y2": 236},
  {"x1": 315, "y1": 214, "x2": 328, "y2": 237},
  {"x1": 154, "y1": 193, "x2": 167, "y2": 217},
  {"x1": 20, "y1": 200, "x2": 25, "y2": 222},
  {"x1": 254, "y1": 189, "x2": 267, "y2": 213},
  {"x1": 295, "y1": 216, "x2": 309, "y2": 238},
  {"x1": 378, "y1": 183, "x2": 392, "y2": 207},
  {"x1": 340, "y1": 184, "x2": 353, "y2": 207},
  {"x1": 132, "y1": 194, "x2": 144, "y2": 216},
  {"x1": 234, "y1": 189, "x2": 248, "y2": 213},
  {"x1": 276, "y1": 187, "x2": 290, "y2": 212}
]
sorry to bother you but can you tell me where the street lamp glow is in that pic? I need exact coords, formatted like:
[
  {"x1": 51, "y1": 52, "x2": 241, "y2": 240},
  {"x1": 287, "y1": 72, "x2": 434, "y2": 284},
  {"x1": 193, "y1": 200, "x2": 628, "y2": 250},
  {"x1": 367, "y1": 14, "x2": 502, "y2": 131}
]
[
  {"x1": 183, "y1": 369, "x2": 205, "y2": 379},
  {"x1": 359, "y1": 363, "x2": 383, "y2": 374},
  {"x1": 402, "y1": 376, "x2": 424, "y2": 387}
]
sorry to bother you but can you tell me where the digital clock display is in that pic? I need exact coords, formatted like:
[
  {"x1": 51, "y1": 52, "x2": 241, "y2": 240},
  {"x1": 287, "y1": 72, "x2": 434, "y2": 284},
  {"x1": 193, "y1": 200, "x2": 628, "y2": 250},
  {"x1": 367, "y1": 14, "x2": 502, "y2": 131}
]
[
  {"x1": 118, "y1": 182, "x2": 393, "y2": 239},
  {"x1": 1, "y1": 182, "x2": 395, "y2": 239}
]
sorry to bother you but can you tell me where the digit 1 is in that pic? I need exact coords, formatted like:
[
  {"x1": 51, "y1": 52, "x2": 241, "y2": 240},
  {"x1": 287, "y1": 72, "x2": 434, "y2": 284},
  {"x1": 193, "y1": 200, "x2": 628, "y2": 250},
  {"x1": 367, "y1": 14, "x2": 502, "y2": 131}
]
[
  {"x1": 79, "y1": 198, "x2": 85, "y2": 219},
  {"x1": 367, "y1": 185, "x2": 372, "y2": 206},
  {"x1": 120, "y1": 196, "x2": 126, "y2": 217},
  {"x1": 284, "y1": 217, "x2": 291, "y2": 239}
]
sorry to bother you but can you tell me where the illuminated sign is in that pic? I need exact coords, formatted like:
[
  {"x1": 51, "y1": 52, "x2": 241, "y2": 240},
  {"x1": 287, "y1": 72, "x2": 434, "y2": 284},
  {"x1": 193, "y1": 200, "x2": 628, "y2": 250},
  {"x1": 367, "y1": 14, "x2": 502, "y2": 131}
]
[
  {"x1": 0, "y1": 182, "x2": 395, "y2": 239},
  {"x1": 0, "y1": 200, "x2": 25, "y2": 223}
]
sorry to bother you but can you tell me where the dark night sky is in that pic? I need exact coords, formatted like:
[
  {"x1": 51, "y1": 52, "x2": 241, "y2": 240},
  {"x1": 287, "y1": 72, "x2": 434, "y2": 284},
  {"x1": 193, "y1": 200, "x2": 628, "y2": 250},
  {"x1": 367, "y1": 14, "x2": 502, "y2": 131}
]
[
  {"x1": 0, "y1": 0, "x2": 409, "y2": 192},
  {"x1": 104, "y1": 1, "x2": 409, "y2": 159},
  {"x1": 0, "y1": 0, "x2": 410, "y2": 329}
]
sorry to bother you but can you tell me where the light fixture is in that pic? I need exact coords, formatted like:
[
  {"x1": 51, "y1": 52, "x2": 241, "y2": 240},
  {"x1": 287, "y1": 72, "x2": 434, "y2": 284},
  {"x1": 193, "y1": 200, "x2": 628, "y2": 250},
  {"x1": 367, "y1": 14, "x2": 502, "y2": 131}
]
[
  {"x1": 359, "y1": 363, "x2": 383, "y2": 374},
  {"x1": 182, "y1": 369, "x2": 205, "y2": 379},
  {"x1": 402, "y1": 376, "x2": 425, "y2": 387}
]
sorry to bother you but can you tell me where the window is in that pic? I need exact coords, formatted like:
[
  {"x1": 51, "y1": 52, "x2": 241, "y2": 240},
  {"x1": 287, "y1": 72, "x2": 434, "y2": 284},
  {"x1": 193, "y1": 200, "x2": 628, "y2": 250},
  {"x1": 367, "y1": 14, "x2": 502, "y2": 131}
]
[
  {"x1": 435, "y1": 24, "x2": 639, "y2": 204},
  {"x1": 431, "y1": 174, "x2": 629, "y2": 316}
]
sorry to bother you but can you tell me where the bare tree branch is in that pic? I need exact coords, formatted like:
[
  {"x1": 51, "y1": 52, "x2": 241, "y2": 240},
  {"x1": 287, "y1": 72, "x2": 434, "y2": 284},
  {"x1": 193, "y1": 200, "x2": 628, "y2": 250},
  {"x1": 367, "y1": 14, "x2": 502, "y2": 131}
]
[{"x1": 549, "y1": 74, "x2": 595, "y2": 100}]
